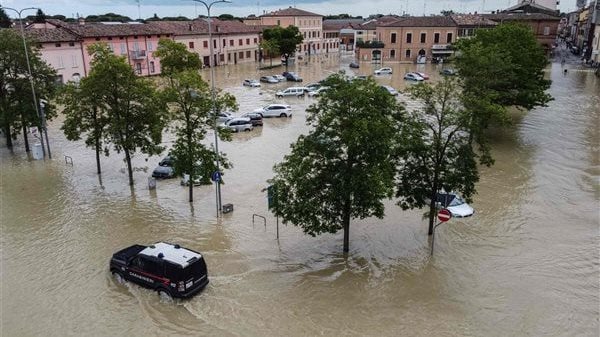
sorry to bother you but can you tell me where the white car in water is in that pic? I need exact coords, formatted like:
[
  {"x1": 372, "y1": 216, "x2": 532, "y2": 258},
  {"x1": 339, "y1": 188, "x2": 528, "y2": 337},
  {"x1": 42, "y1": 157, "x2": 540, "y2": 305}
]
[
  {"x1": 374, "y1": 67, "x2": 393, "y2": 75},
  {"x1": 253, "y1": 104, "x2": 292, "y2": 117},
  {"x1": 436, "y1": 192, "x2": 474, "y2": 218}
]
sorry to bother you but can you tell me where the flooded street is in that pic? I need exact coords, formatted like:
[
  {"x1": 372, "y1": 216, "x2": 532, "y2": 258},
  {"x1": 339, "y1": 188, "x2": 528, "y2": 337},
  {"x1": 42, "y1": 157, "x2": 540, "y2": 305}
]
[{"x1": 1, "y1": 54, "x2": 599, "y2": 336}]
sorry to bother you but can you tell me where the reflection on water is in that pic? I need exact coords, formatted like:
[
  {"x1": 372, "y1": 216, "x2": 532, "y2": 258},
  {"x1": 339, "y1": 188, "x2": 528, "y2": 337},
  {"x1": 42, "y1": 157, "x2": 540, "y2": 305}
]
[{"x1": 1, "y1": 55, "x2": 598, "y2": 336}]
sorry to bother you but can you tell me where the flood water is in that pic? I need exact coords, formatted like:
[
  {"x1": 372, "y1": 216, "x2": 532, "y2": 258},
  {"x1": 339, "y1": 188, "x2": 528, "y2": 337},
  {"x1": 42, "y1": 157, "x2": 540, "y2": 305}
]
[{"x1": 1, "y1": 54, "x2": 599, "y2": 336}]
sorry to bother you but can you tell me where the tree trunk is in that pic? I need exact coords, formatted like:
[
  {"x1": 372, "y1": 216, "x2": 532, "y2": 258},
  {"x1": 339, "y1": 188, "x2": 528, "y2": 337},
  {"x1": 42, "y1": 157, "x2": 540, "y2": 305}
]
[
  {"x1": 124, "y1": 149, "x2": 134, "y2": 186},
  {"x1": 4, "y1": 124, "x2": 12, "y2": 148},
  {"x1": 285, "y1": 55, "x2": 289, "y2": 70},
  {"x1": 21, "y1": 122, "x2": 30, "y2": 152},
  {"x1": 342, "y1": 197, "x2": 351, "y2": 253},
  {"x1": 428, "y1": 179, "x2": 439, "y2": 236},
  {"x1": 188, "y1": 179, "x2": 193, "y2": 203},
  {"x1": 95, "y1": 136, "x2": 101, "y2": 175}
]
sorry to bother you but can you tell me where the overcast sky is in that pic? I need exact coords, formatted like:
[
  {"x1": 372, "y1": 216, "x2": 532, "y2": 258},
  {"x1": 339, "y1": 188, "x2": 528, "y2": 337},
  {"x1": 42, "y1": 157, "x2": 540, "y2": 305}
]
[{"x1": 0, "y1": 0, "x2": 579, "y2": 20}]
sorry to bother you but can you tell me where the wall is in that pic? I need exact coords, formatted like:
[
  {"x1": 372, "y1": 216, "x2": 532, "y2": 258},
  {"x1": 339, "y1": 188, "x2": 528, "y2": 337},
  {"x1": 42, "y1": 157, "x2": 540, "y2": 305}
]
[{"x1": 38, "y1": 41, "x2": 86, "y2": 83}]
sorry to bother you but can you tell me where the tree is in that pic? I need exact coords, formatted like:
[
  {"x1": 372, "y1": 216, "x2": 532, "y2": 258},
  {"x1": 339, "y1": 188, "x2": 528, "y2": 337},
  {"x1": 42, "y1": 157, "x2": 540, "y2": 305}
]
[
  {"x1": 440, "y1": 10, "x2": 455, "y2": 16},
  {"x1": 269, "y1": 73, "x2": 404, "y2": 253},
  {"x1": 262, "y1": 26, "x2": 303, "y2": 69},
  {"x1": 58, "y1": 76, "x2": 107, "y2": 174},
  {"x1": 395, "y1": 78, "x2": 479, "y2": 235},
  {"x1": 155, "y1": 39, "x2": 237, "y2": 202},
  {"x1": 34, "y1": 9, "x2": 46, "y2": 23},
  {"x1": 259, "y1": 39, "x2": 279, "y2": 67},
  {"x1": 0, "y1": 29, "x2": 56, "y2": 150},
  {"x1": 0, "y1": 8, "x2": 11, "y2": 28},
  {"x1": 86, "y1": 44, "x2": 165, "y2": 185},
  {"x1": 217, "y1": 14, "x2": 235, "y2": 21},
  {"x1": 454, "y1": 23, "x2": 552, "y2": 164}
]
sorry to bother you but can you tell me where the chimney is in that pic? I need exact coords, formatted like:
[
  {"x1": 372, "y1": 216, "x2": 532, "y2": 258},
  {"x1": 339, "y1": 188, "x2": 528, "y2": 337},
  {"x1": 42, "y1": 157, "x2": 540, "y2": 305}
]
[{"x1": 78, "y1": 17, "x2": 85, "y2": 25}]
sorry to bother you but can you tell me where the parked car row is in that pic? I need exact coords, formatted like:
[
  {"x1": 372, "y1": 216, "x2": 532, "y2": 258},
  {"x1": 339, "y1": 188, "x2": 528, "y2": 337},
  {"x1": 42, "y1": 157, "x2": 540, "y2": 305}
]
[{"x1": 245, "y1": 72, "x2": 303, "y2": 87}]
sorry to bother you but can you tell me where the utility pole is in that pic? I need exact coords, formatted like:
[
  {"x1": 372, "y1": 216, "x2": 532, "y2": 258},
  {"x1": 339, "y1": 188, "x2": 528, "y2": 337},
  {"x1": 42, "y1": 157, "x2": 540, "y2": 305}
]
[{"x1": 190, "y1": 0, "x2": 232, "y2": 217}]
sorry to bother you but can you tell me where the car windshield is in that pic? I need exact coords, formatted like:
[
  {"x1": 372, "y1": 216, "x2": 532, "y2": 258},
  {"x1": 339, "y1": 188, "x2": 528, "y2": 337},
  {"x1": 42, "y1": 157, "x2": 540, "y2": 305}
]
[{"x1": 449, "y1": 196, "x2": 464, "y2": 206}]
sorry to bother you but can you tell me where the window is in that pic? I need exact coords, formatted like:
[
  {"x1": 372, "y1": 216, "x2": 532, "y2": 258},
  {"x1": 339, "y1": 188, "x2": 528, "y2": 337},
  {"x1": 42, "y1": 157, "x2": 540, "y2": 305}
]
[
  {"x1": 543, "y1": 26, "x2": 550, "y2": 35},
  {"x1": 135, "y1": 63, "x2": 142, "y2": 74},
  {"x1": 69, "y1": 42, "x2": 75, "y2": 47},
  {"x1": 203, "y1": 41, "x2": 208, "y2": 48},
  {"x1": 420, "y1": 33, "x2": 426, "y2": 43},
  {"x1": 447, "y1": 32, "x2": 453, "y2": 43},
  {"x1": 95, "y1": 38, "x2": 100, "y2": 41},
  {"x1": 133, "y1": 42, "x2": 140, "y2": 51},
  {"x1": 57, "y1": 56, "x2": 64, "y2": 68},
  {"x1": 230, "y1": 39, "x2": 234, "y2": 46},
  {"x1": 147, "y1": 41, "x2": 153, "y2": 51},
  {"x1": 390, "y1": 49, "x2": 396, "y2": 58},
  {"x1": 304, "y1": 32, "x2": 307, "y2": 38},
  {"x1": 434, "y1": 33, "x2": 440, "y2": 43},
  {"x1": 213, "y1": 40, "x2": 216, "y2": 48},
  {"x1": 406, "y1": 33, "x2": 412, "y2": 43},
  {"x1": 149, "y1": 61, "x2": 155, "y2": 73},
  {"x1": 55, "y1": 43, "x2": 62, "y2": 47},
  {"x1": 108, "y1": 43, "x2": 114, "y2": 52},
  {"x1": 220, "y1": 54, "x2": 225, "y2": 62},
  {"x1": 239, "y1": 51, "x2": 243, "y2": 59},
  {"x1": 71, "y1": 55, "x2": 78, "y2": 67},
  {"x1": 223, "y1": 39, "x2": 226, "y2": 47},
  {"x1": 189, "y1": 41, "x2": 194, "y2": 49},
  {"x1": 405, "y1": 49, "x2": 411, "y2": 58},
  {"x1": 246, "y1": 38, "x2": 250, "y2": 45},
  {"x1": 120, "y1": 43, "x2": 126, "y2": 55},
  {"x1": 246, "y1": 50, "x2": 251, "y2": 58},
  {"x1": 391, "y1": 33, "x2": 397, "y2": 44},
  {"x1": 108, "y1": 37, "x2": 113, "y2": 41},
  {"x1": 254, "y1": 38, "x2": 257, "y2": 44},
  {"x1": 239, "y1": 39, "x2": 243, "y2": 45},
  {"x1": 277, "y1": 20, "x2": 280, "y2": 26}
]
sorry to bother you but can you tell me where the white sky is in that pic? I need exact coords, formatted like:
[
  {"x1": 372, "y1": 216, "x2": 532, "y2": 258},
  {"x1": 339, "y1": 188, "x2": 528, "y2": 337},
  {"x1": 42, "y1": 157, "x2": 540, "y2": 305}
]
[{"x1": 0, "y1": 0, "x2": 579, "y2": 20}]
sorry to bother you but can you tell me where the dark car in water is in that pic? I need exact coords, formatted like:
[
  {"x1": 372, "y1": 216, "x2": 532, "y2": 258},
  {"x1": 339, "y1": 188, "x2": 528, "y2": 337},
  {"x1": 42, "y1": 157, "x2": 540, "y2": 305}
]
[
  {"x1": 110, "y1": 242, "x2": 209, "y2": 299},
  {"x1": 152, "y1": 155, "x2": 175, "y2": 179},
  {"x1": 349, "y1": 61, "x2": 359, "y2": 68},
  {"x1": 240, "y1": 112, "x2": 264, "y2": 126},
  {"x1": 282, "y1": 71, "x2": 303, "y2": 82}
]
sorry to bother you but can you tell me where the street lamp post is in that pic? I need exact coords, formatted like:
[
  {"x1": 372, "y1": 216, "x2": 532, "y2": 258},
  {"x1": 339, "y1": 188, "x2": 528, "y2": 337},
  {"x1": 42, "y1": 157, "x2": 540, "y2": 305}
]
[
  {"x1": 190, "y1": 0, "x2": 231, "y2": 217},
  {"x1": 2, "y1": 6, "x2": 51, "y2": 159}
]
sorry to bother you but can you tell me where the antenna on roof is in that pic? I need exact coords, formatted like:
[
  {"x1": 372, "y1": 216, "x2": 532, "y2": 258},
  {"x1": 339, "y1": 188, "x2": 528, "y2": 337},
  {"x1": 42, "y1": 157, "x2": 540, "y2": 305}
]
[{"x1": 136, "y1": 0, "x2": 141, "y2": 20}]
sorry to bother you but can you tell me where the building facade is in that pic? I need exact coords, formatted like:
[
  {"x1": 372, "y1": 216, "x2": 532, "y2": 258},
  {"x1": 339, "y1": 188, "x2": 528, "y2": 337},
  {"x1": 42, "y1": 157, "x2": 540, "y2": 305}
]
[{"x1": 260, "y1": 7, "x2": 326, "y2": 55}]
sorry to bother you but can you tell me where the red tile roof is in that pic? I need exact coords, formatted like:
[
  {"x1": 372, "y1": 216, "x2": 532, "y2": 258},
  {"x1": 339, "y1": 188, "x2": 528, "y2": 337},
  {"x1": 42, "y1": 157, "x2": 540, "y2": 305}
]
[
  {"x1": 23, "y1": 27, "x2": 80, "y2": 43},
  {"x1": 381, "y1": 16, "x2": 457, "y2": 27},
  {"x1": 261, "y1": 7, "x2": 322, "y2": 17}
]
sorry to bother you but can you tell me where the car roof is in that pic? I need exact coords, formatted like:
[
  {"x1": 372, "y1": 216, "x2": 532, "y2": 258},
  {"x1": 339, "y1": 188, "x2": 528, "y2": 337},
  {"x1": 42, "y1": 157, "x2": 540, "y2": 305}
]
[
  {"x1": 139, "y1": 242, "x2": 201, "y2": 268},
  {"x1": 436, "y1": 193, "x2": 457, "y2": 207},
  {"x1": 267, "y1": 104, "x2": 290, "y2": 108}
]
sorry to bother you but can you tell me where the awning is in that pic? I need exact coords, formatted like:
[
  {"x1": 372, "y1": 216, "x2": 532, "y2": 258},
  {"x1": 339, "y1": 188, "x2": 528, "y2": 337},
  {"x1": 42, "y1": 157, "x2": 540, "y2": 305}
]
[{"x1": 431, "y1": 50, "x2": 454, "y2": 55}]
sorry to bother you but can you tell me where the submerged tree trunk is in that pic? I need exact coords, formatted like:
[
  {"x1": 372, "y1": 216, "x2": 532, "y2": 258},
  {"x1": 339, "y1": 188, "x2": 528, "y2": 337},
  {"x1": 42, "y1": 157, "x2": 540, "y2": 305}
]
[
  {"x1": 342, "y1": 197, "x2": 351, "y2": 253},
  {"x1": 428, "y1": 176, "x2": 439, "y2": 236},
  {"x1": 124, "y1": 148, "x2": 134, "y2": 186},
  {"x1": 21, "y1": 122, "x2": 30, "y2": 152},
  {"x1": 4, "y1": 124, "x2": 12, "y2": 148},
  {"x1": 93, "y1": 108, "x2": 101, "y2": 174},
  {"x1": 95, "y1": 136, "x2": 101, "y2": 175}
]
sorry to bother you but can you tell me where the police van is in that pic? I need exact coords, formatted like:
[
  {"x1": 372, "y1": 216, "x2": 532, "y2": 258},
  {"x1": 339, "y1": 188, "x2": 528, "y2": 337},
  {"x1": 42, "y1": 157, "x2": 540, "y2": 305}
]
[{"x1": 110, "y1": 242, "x2": 209, "y2": 299}]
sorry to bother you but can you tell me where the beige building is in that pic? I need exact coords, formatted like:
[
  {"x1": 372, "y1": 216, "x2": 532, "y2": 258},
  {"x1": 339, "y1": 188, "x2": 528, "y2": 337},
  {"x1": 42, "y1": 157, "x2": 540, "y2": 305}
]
[
  {"x1": 260, "y1": 7, "x2": 325, "y2": 55},
  {"x1": 358, "y1": 16, "x2": 457, "y2": 63},
  {"x1": 149, "y1": 19, "x2": 261, "y2": 67}
]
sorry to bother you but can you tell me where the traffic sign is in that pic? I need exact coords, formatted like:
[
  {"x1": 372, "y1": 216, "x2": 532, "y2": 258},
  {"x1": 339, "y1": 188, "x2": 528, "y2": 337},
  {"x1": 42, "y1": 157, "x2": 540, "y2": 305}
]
[
  {"x1": 211, "y1": 171, "x2": 221, "y2": 182},
  {"x1": 437, "y1": 208, "x2": 452, "y2": 222}
]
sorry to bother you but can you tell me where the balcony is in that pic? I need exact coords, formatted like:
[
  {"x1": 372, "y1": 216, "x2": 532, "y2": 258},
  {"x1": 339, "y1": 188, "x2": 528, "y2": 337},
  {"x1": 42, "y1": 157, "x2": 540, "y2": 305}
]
[
  {"x1": 130, "y1": 50, "x2": 147, "y2": 59},
  {"x1": 356, "y1": 40, "x2": 385, "y2": 49}
]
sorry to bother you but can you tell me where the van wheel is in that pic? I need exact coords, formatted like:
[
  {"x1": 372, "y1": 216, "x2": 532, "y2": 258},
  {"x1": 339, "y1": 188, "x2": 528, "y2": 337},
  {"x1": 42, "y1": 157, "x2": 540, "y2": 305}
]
[
  {"x1": 245, "y1": 128, "x2": 251, "y2": 132},
  {"x1": 279, "y1": 113, "x2": 287, "y2": 117},
  {"x1": 112, "y1": 270, "x2": 125, "y2": 284},
  {"x1": 157, "y1": 288, "x2": 173, "y2": 301}
]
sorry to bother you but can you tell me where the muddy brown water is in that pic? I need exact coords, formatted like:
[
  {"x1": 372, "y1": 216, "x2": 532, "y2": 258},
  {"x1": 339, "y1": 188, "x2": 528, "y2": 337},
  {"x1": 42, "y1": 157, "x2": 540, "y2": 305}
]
[{"x1": 1, "y1": 54, "x2": 598, "y2": 336}]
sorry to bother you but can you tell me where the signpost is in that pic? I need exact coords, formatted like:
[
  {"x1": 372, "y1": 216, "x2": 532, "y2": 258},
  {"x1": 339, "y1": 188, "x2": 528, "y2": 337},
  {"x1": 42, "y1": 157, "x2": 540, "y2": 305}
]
[
  {"x1": 431, "y1": 209, "x2": 452, "y2": 255},
  {"x1": 211, "y1": 171, "x2": 221, "y2": 216}
]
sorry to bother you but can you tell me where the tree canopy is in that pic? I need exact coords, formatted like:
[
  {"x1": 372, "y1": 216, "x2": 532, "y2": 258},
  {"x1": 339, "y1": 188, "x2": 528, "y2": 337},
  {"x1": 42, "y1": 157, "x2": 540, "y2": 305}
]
[
  {"x1": 262, "y1": 25, "x2": 303, "y2": 67},
  {"x1": 0, "y1": 8, "x2": 11, "y2": 28},
  {"x1": 269, "y1": 73, "x2": 404, "y2": 253}
]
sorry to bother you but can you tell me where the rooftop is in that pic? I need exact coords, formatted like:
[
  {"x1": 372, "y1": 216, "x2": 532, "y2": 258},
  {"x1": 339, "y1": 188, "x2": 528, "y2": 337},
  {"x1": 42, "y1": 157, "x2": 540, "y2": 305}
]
[
  {"x1": 484, "y1": 12, "x2": 561, "y2": 21},
  {"x1": 139, "y1": 242, "x2": 202, "y2": 268},
  {"x1": 450, "y1": 14, "x2": 498, "y2": 27},
  {"x1": 382, "y1": 16, "x2": 457, "y2": 27},
  {"x1": 261, "y1": 7, "x2": 323, "y2": 17},
  {"x1": 24, "y1": 27, "x2": 80, "y2": 43}
]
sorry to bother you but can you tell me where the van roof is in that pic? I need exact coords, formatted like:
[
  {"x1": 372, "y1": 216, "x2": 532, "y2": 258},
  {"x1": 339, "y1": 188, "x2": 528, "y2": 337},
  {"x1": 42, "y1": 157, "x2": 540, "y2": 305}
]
[{"x1": 139, "y1": 242, "x2": 202, "y2": 268}]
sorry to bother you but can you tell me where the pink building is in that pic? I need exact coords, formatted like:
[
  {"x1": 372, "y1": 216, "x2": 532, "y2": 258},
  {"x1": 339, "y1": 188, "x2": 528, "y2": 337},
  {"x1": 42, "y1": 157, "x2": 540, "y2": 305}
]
[{"x1": 27, "y1": 19, "x2": 168, "y2": 81}]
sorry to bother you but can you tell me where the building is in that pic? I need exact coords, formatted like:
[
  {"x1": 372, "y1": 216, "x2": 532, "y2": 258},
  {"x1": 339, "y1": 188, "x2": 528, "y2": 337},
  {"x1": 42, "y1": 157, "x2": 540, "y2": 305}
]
[
  {"x1": 357, "y1": 16, "x2": 457, "y2": 63},
  {"x1": 322, "y1": 19, "x2": 364, "y2": 53},
  {"x1": 451, "y1": 14, "x2": 498, "y2": 40},
  {"x1": 259, "y1": 7, "x2": 324, "y2": 55},
  {"x1": 354, "y1": 15, "x2": 399, "y2": 51},
  {"x1": 519, "y1": 0, "x2": 560, "y2": 11},
  {"x1": 148, "y1": 19, "x2": 261, "y2": 67},
  {"x1": 588, "y1": 0, "x2": 600, "y2": 62},
  {"x1": 24, "y1": 24, "x2": 86, "y2": 84}
]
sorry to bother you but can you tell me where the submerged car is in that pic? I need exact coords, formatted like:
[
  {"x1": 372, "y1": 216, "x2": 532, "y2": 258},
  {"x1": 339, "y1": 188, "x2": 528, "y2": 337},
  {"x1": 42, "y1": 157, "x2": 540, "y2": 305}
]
[
  {"x1": 217, "y1": 112, "x2": 233, "y2": 123},
  {"x1": 272, "y1": 74, "x2": 286, "y2": 82},
  {"x1": 380, "y1": 85, "x2": 399, "y2": 96},
  {"x1": 243, "y1": 79, "x2": 261, "y2": 87},
  {"x1": 349, "y1": 61, "x2": 360, "y2": 68},
  {"x1": 253, "y1": 104, "x2": 292, "y2": 117},
  {"x1": 260, "y1": 76, "x2": 279, "y2": 83},
  {"x1": 374, "y1": 67, "x2": 393, "y2": 75},
  {"x1": 152, "y1": 155, "x2": 175, "y2": 179},
  {"x1": 223, "y1": 117, "x2": 253, "y2": 132},
  {"x1": 308, "y1": 87, "x2": 329, "y2": 97},
  {"x1": 282, "y1": 71, "x2": 303, "y2": 82},
  {"x1": 110, "y1": 242, "x2": 209, "y2": 299},
  {"x1": 440, "y1": 68, "x2": 457, "y2": 76},
  {"x1": 276, "y1": 87, "x2": 306, "y2": 98},
  {"x1": 415, "y1": 72, "x2": 430, "y2": 80},
  {"x1": 436, "y1": 193, "x2": 474, "y2": 218},
  {"x1": 404, "y1": 72, "x2": 425, "y2": 81},
  {"x1": 239, "y1": 112, "x2": 264, "y2": 126}
]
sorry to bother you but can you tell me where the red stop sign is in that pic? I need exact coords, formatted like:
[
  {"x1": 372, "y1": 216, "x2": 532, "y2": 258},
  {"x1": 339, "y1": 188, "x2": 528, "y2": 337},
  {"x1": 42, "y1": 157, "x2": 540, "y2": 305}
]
[{"x1": 437, "y1": 208, "x2": 452, "y2": 222}]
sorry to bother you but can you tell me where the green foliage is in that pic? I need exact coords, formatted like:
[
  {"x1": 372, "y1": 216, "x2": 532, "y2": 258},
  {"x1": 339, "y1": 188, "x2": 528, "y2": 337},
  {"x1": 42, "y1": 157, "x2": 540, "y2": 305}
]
[
  {"x1": 262, "y1": 26, "x2": 303, "y2": 66},
  {"x1": 157, "y1": 40, "x2": 237, "y2": 201},
  {"x1": 154, "y1": 39, "x2": 202, "y2": 75},
  {"x1": 454, "y1": 23, "x2": 552, "y2": 164},
  {"x1": 85, "y1": 13, "x2": 132, "y2": 22},
  {"x1": 259, "y1": 39, "x2": 279, "y2": 66},
  {"x1": 85, "y1": 43, "x2": 165, "y2": 185},
  {"x1": 0, "y1": 29, "x2": 56, "y2": 149},
  {"x1": 395, "y1": 78, "x2": 479, "y2": 234},
  {"x1": 34, "y1": 9, "x2": 46, "y2": 23},
  {"x1": 269, "y1": 73, "x2": 404, "y2": 252},
  {"x1": 0, "y1": 8, "x2": 11, "y2": 28}
]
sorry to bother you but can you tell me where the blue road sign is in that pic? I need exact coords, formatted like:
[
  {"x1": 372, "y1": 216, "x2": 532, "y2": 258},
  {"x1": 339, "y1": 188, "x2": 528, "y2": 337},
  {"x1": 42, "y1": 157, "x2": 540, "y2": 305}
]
[{"x1": 211, "y1": 171, "x2": 221, "y2": 182}]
